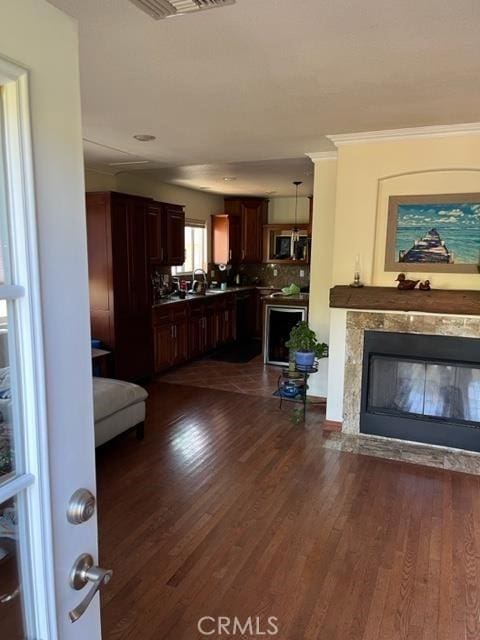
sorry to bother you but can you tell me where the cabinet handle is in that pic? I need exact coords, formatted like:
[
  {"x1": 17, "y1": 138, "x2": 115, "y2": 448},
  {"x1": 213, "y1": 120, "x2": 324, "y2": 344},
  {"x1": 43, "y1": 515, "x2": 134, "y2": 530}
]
[
  {"x1": 160, "y1": 247, "x2": 164, "y2": 262},
  {"x1": 242, "y1": 249, "x2": 245, "y2": 260},
  {"x1": 229, "y1": 249, "x2": 232, "y2": 261},
  {"x1": 171, "y1": 325, "x2": 174, "y2": 338},
  {"x1": 224, "y1": 310, "x2": 228, "y2": 322},
  {"x1": 174, "y1": 325, "x2": 177, "y2": 338}
]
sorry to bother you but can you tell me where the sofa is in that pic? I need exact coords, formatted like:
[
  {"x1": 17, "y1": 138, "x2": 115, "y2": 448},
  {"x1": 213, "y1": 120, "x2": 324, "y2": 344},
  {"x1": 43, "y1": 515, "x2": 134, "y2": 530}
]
[{"x1": 93, "y1": 376, "x2": 148, "y2": 447}]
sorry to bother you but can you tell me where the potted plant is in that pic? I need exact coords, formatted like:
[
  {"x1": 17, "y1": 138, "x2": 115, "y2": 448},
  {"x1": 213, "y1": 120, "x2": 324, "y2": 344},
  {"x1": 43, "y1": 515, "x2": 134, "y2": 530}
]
[{"x1": 286, "y1": 321, "x2": 328, "y2": 369}]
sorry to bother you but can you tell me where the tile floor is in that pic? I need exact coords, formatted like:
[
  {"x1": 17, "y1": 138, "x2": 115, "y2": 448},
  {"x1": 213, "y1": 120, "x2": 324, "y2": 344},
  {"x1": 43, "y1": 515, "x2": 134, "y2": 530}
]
[{"x1": 158, "y1": 354, "x2": 283, "y2": 399}]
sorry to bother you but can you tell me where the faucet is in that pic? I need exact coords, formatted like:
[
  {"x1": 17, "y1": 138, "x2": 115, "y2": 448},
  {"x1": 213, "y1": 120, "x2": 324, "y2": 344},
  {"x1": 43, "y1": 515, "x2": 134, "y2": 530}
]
[{"x1": 191, "y1": 268, "x2": 209, "y2": 294}]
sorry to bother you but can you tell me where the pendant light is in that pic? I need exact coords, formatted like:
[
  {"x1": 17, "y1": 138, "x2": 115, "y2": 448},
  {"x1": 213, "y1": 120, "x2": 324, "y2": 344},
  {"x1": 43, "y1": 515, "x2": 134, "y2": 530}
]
[{"x1": 291, "y1": 181, "x2": 302, "y2": 254}]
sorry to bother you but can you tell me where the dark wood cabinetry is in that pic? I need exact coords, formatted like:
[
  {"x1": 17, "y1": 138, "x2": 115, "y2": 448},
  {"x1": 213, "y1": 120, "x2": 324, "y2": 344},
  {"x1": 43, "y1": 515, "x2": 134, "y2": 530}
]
[
  {"x1": 152, "y1": 293, "x2": 238, "y2": 374},
  {"x1": 212, "y1": 198, "x2": 268, "y2": 264},
  {"x1": 146, "y1": 201, "x2": 185, "y2": 266},
  {"x1": 163, "y1": 204, "x2": 185, "y2": 266},
  {"x1": 152, "y1": 305, "x2": 188, "y2": 373},
  {"x1": 211, "y1": 214, "x2": 242, "y2": 264},
  {"x1": 146, "y1": 202, "x2": 164, "y2": 263},
  {"x1": 87, "y1": 191, "x2": 152, "y2": 381},
  {"x1": 86, "y1": 191, "x2": 185, "y2": 380}
]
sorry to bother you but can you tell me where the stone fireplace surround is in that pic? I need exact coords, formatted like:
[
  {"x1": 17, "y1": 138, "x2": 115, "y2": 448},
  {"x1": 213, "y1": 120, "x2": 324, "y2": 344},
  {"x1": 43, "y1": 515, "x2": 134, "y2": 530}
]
[
  {"x1": 343, "y1": 310, "x2": 480, "y2": 434},
  {"x1": 324, "y1": 287, "x2": 480, "y2": 474}
]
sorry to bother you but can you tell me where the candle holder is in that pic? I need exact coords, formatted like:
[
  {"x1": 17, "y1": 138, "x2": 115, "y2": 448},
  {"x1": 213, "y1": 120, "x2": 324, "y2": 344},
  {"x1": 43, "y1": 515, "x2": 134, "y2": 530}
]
[{"x1": 350, "y1": 271, "x2": 364, "y2": 288}]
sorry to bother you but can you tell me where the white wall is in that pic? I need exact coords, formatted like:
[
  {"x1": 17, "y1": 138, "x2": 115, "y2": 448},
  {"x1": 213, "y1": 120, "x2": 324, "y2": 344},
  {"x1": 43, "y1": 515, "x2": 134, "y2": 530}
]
[{"x1": 1, "y1": 2, "x2": 100, "y2": 637}]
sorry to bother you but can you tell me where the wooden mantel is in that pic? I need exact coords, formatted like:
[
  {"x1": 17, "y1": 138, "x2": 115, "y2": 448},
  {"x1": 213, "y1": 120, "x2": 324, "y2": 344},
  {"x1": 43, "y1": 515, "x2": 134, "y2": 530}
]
[{"x1": 330, "y1": 285, "x2": 480, "y2": 316}]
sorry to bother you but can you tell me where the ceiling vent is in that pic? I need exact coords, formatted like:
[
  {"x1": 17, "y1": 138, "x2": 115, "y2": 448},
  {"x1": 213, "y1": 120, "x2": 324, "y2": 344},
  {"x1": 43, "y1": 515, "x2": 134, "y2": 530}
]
[{"x1": 129, "y1": 0, "x2": 235, "y2": 20}]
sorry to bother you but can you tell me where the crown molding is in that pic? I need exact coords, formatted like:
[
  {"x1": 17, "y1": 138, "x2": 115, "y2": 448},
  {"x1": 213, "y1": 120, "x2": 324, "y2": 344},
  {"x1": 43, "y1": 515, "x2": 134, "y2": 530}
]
[
  {"x1": 305, "y1": 151, "x2": 338, "y2": 162},
  {"x1": 326, "y1": 122, "x2": 480, "y2": 147}
]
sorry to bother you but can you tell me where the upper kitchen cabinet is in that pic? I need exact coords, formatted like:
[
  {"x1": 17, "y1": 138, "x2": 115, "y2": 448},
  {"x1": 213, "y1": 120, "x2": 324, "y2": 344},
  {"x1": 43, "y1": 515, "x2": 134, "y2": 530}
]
[
  {"x1": 146, "y1": 202, "x2": 164, "y2": 263},
  {"x1": 163, "y1": 203, "x2": 185, "y2": 266},
  {"x1": 211, "y1": 213, "x2": 242, "y2": 264},
  {"x1": 213, "y1": 198, "x2": 268, "y2": 264},
  {"x1": 146, "y1": 201, "x2": 185, "y2": 266}
]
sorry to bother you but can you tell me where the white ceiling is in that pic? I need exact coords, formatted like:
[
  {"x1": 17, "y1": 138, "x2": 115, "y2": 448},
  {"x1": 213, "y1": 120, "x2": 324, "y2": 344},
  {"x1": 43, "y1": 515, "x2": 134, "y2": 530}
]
[
  {"x1": 50, "y1": 0, "x2": 480, "y2": 195},
  {"x1": 139, "y1": 157, "x2": 314, "y2": 196}
]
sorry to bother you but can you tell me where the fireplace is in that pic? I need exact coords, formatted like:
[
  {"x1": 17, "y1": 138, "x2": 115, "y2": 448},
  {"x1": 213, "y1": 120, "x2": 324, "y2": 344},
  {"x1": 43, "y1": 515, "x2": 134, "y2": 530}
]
[{"x1": 360, "y1": 331, "x2": 480, "y2": 452}]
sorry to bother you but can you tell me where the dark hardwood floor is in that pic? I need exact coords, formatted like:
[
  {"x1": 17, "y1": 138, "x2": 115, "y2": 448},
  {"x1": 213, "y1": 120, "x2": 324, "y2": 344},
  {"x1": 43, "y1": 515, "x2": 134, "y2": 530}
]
[{"x1": 97, "y1": 382, "x2": 480, "y2": 640}]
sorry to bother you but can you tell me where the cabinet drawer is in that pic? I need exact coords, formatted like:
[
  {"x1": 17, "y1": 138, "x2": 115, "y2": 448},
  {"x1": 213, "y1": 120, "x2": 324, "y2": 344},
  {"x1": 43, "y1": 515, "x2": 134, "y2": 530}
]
[{"x1": 152, "y1": 306, "x2": 173, "y2": 326}]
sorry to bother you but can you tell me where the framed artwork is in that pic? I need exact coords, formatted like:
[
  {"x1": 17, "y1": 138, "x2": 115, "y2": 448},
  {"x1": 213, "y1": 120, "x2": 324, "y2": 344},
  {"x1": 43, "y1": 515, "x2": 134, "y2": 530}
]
[{"x1": 385, "y1": 193, "x2": 480, "y2": 273}]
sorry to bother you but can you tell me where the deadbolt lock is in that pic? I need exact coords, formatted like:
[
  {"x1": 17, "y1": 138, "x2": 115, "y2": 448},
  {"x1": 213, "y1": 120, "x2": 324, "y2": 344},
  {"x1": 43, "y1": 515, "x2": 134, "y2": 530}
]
[{"x1": 67, "y1": 488, "x2": 96, "y2": 525}]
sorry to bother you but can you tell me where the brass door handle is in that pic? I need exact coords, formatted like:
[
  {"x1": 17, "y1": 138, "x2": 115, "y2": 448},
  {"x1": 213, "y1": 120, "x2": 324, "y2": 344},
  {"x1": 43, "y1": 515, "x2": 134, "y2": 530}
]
[{"x1": 68, "y1": 553, "x2": 112, "y2": 623}]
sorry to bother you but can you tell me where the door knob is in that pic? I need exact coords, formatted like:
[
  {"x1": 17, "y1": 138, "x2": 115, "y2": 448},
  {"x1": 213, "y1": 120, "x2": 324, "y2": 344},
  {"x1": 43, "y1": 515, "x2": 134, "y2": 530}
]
[{"x1": 68, "y1": 553, "x2": 112, "y2": 623}]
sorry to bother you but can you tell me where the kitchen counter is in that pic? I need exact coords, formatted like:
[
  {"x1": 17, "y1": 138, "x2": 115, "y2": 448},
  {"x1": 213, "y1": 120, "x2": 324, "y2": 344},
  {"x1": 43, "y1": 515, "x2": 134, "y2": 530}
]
[
  {"x1": 262, "y1": 293, "x2": 309, "y2": 305},
  {"x1": 153, "y1": 286, "x2": 276, "y2": 308}
]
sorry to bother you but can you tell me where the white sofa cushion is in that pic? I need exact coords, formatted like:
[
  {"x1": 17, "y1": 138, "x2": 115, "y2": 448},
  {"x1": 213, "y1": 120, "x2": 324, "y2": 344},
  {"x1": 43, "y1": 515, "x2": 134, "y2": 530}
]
[{"x1": 93, "y1": 377, "x2": 148, "y2": 423}]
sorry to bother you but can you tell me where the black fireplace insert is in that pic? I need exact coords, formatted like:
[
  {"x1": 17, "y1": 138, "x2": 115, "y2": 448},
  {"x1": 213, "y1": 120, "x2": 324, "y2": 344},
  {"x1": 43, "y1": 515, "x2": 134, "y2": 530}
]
[{"x1": 360, "y1": 331, "x2": 480, "y2": 452}]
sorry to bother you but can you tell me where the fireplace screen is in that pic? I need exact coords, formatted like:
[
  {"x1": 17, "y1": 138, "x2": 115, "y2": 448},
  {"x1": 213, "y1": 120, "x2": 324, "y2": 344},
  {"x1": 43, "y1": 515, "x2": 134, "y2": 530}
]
[{"x1": 368, "y1": 355, "x2": 480, "y2": 424}]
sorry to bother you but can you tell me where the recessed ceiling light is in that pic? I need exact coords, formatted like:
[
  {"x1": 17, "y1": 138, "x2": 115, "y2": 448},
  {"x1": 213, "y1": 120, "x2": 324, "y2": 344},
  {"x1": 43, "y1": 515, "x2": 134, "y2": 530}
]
[
  {"x1": 133, "y1": 134, "x2": 156, "y2": 142},
  {"x1": 223, "y1": 176, "x2": 237, "y2": 181},
  {"x1": 266, "y1": 191, "x2": 277, "y2": 195},
  {"x1": 199, "y1": 186, "x2": 211, "y2": 190}
]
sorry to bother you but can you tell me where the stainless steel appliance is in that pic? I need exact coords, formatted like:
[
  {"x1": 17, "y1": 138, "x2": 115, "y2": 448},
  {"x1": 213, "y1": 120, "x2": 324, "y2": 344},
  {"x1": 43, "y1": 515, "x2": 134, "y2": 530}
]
[{"x1": 264, "y1": 304, "x2": 307, "y2": 365}]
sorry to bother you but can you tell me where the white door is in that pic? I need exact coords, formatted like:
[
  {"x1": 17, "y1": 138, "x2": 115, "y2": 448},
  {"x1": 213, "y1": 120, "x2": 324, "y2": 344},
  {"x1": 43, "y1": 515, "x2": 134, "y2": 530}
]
[{"x1": 0, "y1": 35, "x2": 104, "y2": 640}]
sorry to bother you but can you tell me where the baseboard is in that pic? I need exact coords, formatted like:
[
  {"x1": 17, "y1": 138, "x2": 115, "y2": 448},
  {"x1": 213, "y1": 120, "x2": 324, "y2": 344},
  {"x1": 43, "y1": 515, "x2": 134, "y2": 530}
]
[{"x1": 323, "y1": 420, "x2": 342, "y2": 432}]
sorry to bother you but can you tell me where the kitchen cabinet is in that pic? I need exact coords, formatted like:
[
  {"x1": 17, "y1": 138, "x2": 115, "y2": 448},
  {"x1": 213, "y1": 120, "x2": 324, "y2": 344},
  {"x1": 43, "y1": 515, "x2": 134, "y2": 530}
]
[
  {"x1": 212, "y1": 198, "x2": 268, "y2": 264},
  {"x1": 146, "y1": 202, "x2": 164, "y2": 263},
  {"x1": 211, "y1": 213, "x2": 241, "y2": 264},
  {"x1": 189, "y1": 302, "x2": 208, "y2": 358},
  {"x1": 152, "y1": 305, "x2": 188, "y2": 373},
  {"x1": 163, "y1": 204, "x2": 185, "y2": 266},
  {"x1": 86, "y1": 191, "x2": 153, "y2": 381},
  {"x1": 147, "y1": 201, "x2": 185, "y2": 266},
  {"x1": 86, "y1": 191, "x2": 186, "y2": 379},
  {"x1": 152, "y1": 292, "x2": 239, "y2": 374}
]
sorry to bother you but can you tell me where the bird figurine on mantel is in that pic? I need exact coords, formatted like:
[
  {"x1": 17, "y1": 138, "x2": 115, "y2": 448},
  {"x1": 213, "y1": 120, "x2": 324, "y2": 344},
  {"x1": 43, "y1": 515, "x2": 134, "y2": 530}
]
[
  {"x1": 419, "y1": 280, "x2": 431, "y2": 291},
  {"x1": 396, "y1": 273, "x2": 420, "y2": 290}
]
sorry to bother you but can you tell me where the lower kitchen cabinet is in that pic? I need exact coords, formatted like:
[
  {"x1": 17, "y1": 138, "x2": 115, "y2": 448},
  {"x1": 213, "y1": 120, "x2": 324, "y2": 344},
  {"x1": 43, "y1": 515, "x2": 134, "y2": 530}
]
[
  {"x1": 152, "y1": 293, "x2": 238, "y2": 374},
  {"x1": 153, "y1": 306, "x2": 189, "y2": 372}
]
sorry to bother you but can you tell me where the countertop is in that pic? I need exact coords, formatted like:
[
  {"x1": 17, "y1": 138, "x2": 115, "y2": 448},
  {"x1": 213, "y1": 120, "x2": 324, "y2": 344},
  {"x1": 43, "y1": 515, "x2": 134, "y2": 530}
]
[{"x1": 152, "y1": 286, "x2": 308, "y2": 308}]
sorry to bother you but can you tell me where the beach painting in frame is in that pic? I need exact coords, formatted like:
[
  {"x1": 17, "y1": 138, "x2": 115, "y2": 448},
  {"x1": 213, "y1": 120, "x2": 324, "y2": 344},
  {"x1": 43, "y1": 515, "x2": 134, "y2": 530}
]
[{"x1": 385, "y1": 193, "x2": 480, "y2": 273}]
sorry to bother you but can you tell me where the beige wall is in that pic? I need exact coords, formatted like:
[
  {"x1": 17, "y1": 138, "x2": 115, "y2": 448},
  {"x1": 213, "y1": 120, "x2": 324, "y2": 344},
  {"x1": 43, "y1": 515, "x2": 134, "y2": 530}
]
[
  {"x1": 308, "y1": 132, "x2": 480, "y2": 402},
  {"x1": 332, "y1": 135, "x2": 480, "y2": 289},
  {"x1": 306, "y1": 159, "x2": 337, "y2": 397},
  {"x1": 268, "y1": 196, "x2": 310, "y2": 224}
]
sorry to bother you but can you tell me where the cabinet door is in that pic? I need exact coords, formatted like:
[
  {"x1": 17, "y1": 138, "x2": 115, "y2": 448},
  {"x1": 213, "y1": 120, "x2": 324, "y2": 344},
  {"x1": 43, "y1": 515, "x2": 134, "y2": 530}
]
[
  {"x1": 172, "y1": 320, "x2": 188, "y2": 365},
  {"x1": 146, "y1": 203, "x2": 164, "y2": 264},
  {"x1": 228, "y1": 214, "x2": 242, "y2": 263},
  {"x1": 207, "y1": 303, "x2": 221, "y2": 349},
  {"x1": 154, "y1": 323, "x2": 173, "y2": 372},
  {"x1": 165, "y1": 205, "x2": 185, "y2": 266},
  {"x1": 127, "y1": 197, "x2": 149, "y2": 312},
  {"x1": 241, "y1": 203, "x2": 263, "y2": 263}
]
